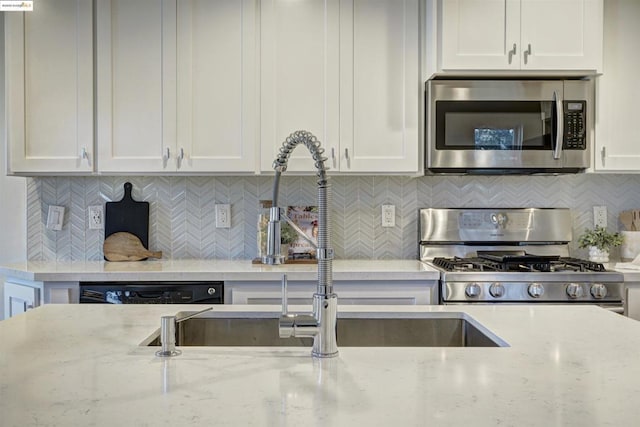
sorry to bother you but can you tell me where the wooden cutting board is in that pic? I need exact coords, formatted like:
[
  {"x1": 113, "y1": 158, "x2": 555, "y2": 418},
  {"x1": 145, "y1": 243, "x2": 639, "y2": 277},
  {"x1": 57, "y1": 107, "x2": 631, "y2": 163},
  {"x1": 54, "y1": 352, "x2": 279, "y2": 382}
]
[
  {"x1": 103, "y1": 232, "x2": 162, "y2": 262},
  {"x1": 105, "y1": 182, "x2": 149, "y2": 258}
]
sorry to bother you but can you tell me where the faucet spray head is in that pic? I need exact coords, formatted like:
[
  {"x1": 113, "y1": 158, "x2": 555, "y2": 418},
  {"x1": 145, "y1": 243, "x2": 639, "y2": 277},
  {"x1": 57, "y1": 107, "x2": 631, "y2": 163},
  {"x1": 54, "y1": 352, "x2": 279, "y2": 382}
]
[{"x1": 262, "y1": 206, "x2": 286, "y2": 265}]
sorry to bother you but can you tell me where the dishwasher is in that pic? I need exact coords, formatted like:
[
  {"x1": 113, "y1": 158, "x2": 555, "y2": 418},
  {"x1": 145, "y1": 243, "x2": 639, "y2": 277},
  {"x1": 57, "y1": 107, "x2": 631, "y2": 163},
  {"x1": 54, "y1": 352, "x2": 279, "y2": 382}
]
[{"x1": 79, "y1": 281, "x2": 224, "y2": 304}]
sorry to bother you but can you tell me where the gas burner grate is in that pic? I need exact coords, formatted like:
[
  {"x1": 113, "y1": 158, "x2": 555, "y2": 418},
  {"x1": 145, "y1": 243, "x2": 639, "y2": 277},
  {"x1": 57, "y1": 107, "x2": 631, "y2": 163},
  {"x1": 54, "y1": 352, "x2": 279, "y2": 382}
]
[
  {"x1": 432, "y1": 256, "x2": 608, "y2": 273},
  {"x1": 556, "y1": 257, "x2": 607, "y2": 272}
]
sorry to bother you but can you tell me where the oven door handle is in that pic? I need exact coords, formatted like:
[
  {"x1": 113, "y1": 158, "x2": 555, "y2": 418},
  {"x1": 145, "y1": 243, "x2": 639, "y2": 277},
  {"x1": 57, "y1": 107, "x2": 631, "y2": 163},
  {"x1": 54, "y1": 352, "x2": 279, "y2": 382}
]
[{"x1": 552, "y1": 90, "x2": 563, "y2": 160}]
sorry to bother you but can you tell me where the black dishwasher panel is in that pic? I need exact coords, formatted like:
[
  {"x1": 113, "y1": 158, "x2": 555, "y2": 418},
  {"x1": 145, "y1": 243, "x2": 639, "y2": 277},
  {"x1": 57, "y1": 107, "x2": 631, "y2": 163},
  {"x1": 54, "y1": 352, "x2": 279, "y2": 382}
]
[{"x1": 79, "y1": 282, "x2": 224, "y2": 304}]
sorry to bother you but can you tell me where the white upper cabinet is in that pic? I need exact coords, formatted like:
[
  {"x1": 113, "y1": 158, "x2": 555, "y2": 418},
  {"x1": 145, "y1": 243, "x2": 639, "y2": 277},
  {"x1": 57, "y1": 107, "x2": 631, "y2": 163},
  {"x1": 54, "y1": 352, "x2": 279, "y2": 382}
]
[
  {"x1": 594, "y1": 0, "x2": 640, "y2": 172},
  {"x1": 259, "y1": 0, "x2": 340, "y2": 173},
  {"x1": 436, "y1": 0, "x2": 603, "y2": 74},
  {"x1": 176, "y1": 0, "x2": 257, "y2": 173},
  {"x1": 260, "y1": 0, "x2": 420, "y2": 174},
  {"x1": 97, "y1": 0, "x2": 257, "y2": 173},
  {"x1": 340, "y1": 0, "x2": 420, "y2": 173},
  {"x1": 96, "y1": 0, "x2": 175, "y2": 173},
  {"x1": 5, "y1": 0, "x2": 94, "y2": 174}
]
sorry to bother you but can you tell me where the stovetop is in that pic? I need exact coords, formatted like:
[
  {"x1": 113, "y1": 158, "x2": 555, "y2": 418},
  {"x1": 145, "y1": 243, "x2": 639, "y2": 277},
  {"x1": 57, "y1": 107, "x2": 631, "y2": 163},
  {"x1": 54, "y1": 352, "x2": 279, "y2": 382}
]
[{"x1": 432, "y1": 256, "x2": 608, "y2": 273}]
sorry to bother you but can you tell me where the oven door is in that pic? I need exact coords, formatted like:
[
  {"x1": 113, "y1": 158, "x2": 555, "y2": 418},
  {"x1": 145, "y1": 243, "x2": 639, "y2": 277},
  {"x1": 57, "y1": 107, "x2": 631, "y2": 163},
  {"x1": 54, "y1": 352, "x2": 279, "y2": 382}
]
[{"x1": 426, "y1": 80, "x2": 591, "y2": 174}]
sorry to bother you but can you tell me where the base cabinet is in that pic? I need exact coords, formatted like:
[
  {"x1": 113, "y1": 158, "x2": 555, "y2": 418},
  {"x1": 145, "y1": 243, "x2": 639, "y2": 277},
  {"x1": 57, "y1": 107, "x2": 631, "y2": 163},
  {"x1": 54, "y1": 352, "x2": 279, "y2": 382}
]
[
  {"x1": 225, "y1": 280, "x2": 437, "y2": 305},
  {"x1": 3, "y1": 280, "x2": 79, "y2": 320},
  {"x1": 3, "y1": 281, "x2": 41, "y2": 319}
]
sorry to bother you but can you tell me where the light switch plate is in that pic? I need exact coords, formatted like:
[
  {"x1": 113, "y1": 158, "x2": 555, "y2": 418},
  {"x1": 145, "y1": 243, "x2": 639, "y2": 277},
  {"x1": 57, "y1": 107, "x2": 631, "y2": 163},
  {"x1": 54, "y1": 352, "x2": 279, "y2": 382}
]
[{"x1": 46, "y1": 205, "x2": 65, "y2": 231}]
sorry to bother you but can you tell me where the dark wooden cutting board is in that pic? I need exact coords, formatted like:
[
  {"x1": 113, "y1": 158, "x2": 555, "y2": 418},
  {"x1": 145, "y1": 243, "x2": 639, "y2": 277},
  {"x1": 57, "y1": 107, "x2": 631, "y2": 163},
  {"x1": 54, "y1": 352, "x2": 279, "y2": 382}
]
[{"x1": 105, "y1": 182, "x2": 149, "y2": 254}]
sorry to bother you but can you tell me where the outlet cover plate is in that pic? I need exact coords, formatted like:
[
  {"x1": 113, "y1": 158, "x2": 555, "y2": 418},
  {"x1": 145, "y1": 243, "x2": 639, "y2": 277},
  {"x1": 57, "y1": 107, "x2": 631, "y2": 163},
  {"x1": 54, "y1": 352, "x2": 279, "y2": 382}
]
[
  {"x1": 593, "y1": 205, "x2": 607, "y2": 228},
  {"x1": 88, "y1": 205, "x2": 104, "y2": 230},
  {"x1": 381, "y1": 205, "x2": 396, "y2": 227},
  {"x1": 215, "y1": 204, "x2": 231, "y2": 228}
]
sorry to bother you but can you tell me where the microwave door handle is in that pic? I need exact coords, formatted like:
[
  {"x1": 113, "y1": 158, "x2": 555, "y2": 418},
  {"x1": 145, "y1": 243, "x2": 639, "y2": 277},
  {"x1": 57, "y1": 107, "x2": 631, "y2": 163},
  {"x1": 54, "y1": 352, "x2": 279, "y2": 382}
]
[{"x1": 552, "y1": 90, "x2": 563, "y2": 160}]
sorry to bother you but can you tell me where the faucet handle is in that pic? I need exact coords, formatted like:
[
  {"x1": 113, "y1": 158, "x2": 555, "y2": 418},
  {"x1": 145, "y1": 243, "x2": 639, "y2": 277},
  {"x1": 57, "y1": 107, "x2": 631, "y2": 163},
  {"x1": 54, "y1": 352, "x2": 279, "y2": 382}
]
[
  {"x1": 281, "y1": 273, "x2": 288, "y2": 315},
  {"x1": 279, "y1": 273, "x2": 296, "y2": 338}
]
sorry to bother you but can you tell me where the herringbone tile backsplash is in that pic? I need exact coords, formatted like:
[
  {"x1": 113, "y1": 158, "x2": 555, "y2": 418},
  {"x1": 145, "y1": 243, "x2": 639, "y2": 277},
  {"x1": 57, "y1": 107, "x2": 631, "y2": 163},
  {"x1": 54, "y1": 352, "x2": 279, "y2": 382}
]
[{"x1": 26, "y1": 174, "x2": 640, "y2": 261}]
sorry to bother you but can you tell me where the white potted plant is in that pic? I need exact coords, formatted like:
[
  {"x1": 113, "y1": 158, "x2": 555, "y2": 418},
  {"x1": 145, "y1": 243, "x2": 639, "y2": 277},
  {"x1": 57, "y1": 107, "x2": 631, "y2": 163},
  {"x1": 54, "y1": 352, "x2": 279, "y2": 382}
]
[{"x1": 578, "y1": 226, "x2": 623, "y2": 263}]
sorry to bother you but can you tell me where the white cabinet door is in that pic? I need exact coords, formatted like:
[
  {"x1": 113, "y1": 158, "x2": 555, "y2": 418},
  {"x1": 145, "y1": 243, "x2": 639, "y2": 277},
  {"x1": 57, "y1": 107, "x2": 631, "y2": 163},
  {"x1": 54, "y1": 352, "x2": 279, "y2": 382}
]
[
  {"x1": 4, "y1": 282, "x2": 40, "y2": 319},
  {"x1": 5, "y1": 0, "x2": 94, "y2": 174},
  {"x1": 520, "y1": 0, "x2": 603, "y2": 70},
  {"x1": 594, "y1": 0, "x2": 640, "y2": 172},
  {"x1": 440, "y1": 0, "x2": 521, "y2": 70},
  {"x1": 176, "y1": 0, "x2": 258, "y2": 173},
  {"x1": 438, "y1": 0, "x2": 602, "y2": 72},
  {"x1": 340, "y1": 0, "x2": 420, "y2": 173},
  {"x1": 97, "y1": 0, "x2": 258, "y2": 173},
  {"x1": 259, "y1": 0, "x2": 340, "y2": 173},
  {"x1": 260, "y1": 0, "x2": 420, "y2": 174},
  {"x1": 96, "y1": 0, "x2": 176, "y2": 173}
]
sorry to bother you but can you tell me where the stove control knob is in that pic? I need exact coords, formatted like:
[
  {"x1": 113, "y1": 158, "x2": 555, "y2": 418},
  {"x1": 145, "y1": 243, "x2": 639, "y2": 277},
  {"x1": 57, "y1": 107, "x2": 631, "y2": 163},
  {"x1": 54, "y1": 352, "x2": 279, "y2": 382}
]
[
  {"x1": 566, "y1": 283, "x2": 584, "y2": 299},
  {"x1": 528, "y1": 283, "x2": 544, "y2": 298},
  {"x1": 489, "y1": 283, "x2": 505, "y2": 298},
  {"x1": 590, "y1": 283, "x2": 608, "y2": 299},
  {"x1": 465, "y1": 283, "x2": 482, "y2": 298}
]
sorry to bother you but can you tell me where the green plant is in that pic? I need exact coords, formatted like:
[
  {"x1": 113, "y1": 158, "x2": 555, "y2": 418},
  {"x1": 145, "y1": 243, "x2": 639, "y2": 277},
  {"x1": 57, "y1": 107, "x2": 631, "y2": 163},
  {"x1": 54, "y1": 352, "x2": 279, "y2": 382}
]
[
  {"x1": 280, "y1": 221, "x2": 298, "y2": 245},
  {"x1": 577, "y1": 226, "x2": 623, "y2": 251}
]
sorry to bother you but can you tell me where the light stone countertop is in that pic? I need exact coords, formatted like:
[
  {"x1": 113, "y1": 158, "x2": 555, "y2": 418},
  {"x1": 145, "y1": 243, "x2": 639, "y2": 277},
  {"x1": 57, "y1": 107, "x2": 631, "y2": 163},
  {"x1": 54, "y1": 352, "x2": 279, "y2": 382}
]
[
  {"x1": 0, "y1": 259, "x2": 439, "y2": 282},
  {"x1": 2, "y1": 303, "x2": 640, "y2": 426}
]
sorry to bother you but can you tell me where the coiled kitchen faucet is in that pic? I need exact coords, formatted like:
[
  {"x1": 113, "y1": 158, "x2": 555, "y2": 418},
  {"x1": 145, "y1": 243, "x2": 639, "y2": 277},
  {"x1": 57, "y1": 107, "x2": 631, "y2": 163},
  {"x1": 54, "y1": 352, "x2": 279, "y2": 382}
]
[{"x1": 262, "y1": 130, "x2": 338, "y2": 358}]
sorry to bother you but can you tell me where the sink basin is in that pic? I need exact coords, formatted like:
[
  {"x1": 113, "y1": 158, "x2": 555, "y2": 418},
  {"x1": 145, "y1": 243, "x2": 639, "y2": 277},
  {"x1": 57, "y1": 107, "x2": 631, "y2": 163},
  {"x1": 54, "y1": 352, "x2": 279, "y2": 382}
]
[{"x1": 143, "y1": 312, "x2": 507, "y2": 348}]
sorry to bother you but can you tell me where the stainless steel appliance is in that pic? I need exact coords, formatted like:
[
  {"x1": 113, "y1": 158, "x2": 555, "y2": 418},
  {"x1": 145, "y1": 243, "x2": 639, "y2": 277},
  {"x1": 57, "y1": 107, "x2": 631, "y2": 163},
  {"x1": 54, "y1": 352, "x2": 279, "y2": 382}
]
[
  {"x1": 79, "y1": 281, "x2": 224, "y2": 304},
  {"x1": 419, "y1": 208, "x2": 624, "y2": 312},
  {"x1": 426, "y1": 79, "x2": 594, "y2": 174}
]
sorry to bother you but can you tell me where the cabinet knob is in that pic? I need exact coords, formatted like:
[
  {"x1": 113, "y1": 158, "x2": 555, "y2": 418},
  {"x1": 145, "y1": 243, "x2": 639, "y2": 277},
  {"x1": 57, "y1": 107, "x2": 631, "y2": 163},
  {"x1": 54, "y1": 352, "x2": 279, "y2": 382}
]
[{"x1": 344, "y1": 148, "x2": 350, "y2": 168}]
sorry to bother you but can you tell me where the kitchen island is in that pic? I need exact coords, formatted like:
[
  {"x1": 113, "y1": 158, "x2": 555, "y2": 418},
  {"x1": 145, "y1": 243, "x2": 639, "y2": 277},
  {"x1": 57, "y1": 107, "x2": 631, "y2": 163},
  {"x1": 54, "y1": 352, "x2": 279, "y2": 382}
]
[{"x1": 1, "y1": 304, "x2": 639, "y2": 426}]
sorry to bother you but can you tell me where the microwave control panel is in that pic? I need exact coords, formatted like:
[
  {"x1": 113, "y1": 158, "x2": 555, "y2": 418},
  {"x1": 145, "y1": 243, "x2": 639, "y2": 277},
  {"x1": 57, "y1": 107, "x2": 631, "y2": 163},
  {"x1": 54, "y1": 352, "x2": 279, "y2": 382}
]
[{"x1": 563, "y1": 101, "x2": 586, "y2": 149}]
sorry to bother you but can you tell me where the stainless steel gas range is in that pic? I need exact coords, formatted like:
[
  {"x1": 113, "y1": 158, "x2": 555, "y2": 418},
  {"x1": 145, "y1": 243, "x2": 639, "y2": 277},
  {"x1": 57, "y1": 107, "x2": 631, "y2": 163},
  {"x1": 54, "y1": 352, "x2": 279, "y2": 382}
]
[{"x1": 419, "y1": 208, "x2": 624, "y2": 312}]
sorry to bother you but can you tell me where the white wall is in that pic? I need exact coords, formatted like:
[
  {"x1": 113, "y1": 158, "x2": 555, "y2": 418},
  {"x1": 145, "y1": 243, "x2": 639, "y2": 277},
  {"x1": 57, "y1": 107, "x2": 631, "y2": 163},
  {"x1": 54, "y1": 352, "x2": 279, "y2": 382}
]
[{"x1": 0, "y1": 15, "x2": 28, "y2": 319}]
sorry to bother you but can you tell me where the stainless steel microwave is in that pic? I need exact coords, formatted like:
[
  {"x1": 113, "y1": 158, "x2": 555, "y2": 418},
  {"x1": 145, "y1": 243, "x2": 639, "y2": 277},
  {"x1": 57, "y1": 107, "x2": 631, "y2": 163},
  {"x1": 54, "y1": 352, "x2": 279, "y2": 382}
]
[{"x1": 425, "y1": 79, "x2": 594, "y2": 174}]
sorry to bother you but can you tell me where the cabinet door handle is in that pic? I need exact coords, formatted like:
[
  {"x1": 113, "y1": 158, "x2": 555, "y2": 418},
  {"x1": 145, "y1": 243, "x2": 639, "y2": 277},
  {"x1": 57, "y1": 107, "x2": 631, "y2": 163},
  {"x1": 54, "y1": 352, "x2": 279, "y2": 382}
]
[
  {"x1": 601, "y1": 146, "x2": 606, "y2": 167},
  {"x1": 163, "y1": 147, "x2": 171, "y2": 160},
  {"x1": 508, "y1": 43, "x2": 517, "y2": 64},
  {"x1": 331, "y1": 147, "x2": 336, "y2": 168},
  {"x1": 524, "y1": 43, "x2": 532, "y2": 64},
  {"x1": 177, "y1": 148, "x2": 185, "y2": 169}
]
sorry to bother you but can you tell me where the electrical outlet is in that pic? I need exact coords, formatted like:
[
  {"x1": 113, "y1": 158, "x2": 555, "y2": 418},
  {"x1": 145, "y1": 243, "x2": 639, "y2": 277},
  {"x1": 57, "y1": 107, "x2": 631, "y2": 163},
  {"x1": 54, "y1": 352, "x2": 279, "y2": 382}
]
[
  {"x1": 593, "y1": 205, "x2": 607, "y2": 228},
  {"x1": 381, "y1": 204, "x2": 396, "y2": 227},
  {"x1": 215, "y1": 204, "x2": 231, "y2": 228},
  {"x1": 88, "y1": 205, "x2": 104, "y2": 230}
]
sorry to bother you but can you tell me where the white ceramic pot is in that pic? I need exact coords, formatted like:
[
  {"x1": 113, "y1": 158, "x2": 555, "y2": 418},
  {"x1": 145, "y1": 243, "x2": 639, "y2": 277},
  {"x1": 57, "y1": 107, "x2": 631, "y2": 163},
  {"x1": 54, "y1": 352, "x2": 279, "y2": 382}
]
[
  {"x1": 621, "y1": 231, "x2": 640, "y2": 261},
  {"x1": 588, "y1": 246, "x2": 610, "y2": 263}
]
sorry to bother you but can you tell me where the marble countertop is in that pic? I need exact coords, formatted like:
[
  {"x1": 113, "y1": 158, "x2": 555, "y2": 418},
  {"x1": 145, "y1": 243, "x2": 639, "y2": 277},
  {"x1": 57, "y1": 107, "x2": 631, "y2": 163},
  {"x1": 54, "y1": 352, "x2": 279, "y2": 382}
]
[
  {"x1": 2, "y1": 303, "x2": 640, "y2": 426},
  {"x1": 0, "y1": 259, "x2": 439, "y2": 282}
]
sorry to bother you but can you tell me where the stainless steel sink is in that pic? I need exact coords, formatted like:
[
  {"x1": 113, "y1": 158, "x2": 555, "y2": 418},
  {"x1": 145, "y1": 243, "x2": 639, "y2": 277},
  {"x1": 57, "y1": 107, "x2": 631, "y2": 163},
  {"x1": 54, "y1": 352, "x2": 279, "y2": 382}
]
[{"x1": 143, "y1": 312, "x2": 507, "y2": 348}]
